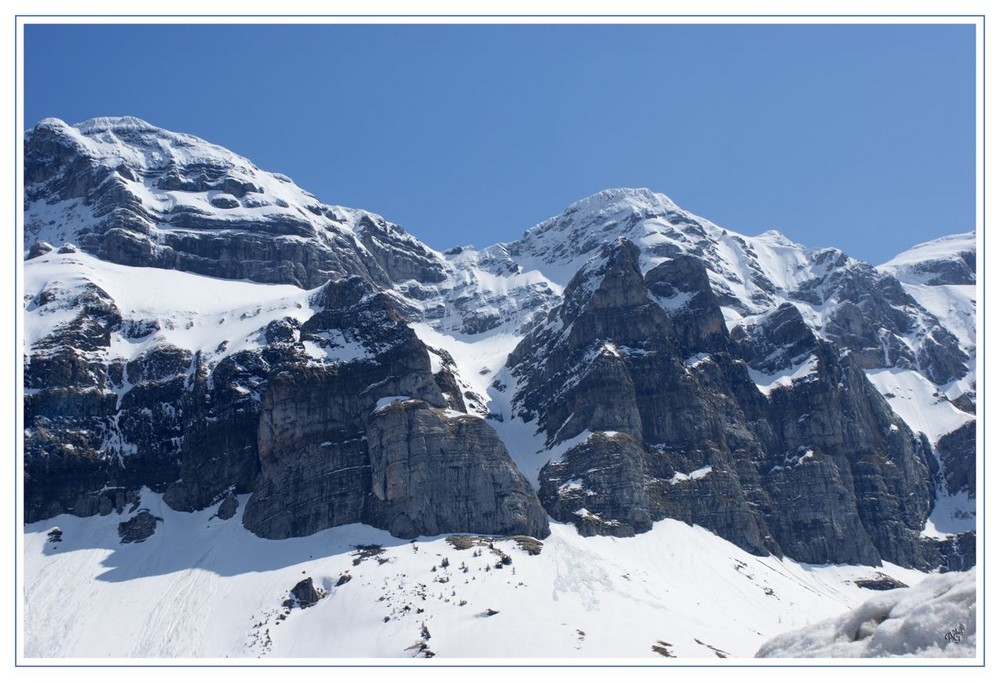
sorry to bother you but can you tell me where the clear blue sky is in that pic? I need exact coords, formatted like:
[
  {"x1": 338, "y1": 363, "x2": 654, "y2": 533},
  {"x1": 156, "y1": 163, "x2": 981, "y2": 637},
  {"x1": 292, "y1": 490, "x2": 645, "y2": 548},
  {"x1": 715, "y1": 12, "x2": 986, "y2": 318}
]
[{"x1": 23, "y1": 23, "x2": 975, "y2": 264}]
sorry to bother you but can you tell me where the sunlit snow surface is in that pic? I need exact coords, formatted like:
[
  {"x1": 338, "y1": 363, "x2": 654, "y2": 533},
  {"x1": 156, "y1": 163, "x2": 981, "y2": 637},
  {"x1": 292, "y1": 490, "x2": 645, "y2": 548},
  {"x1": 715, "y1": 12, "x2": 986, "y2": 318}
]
[
  {"x1": 757, "y1": 571, "x2": 976, "y2": 658},
  {"x1": 24, "y1": 251, "x2": 321, "y2": 365},
  {"x1": 24, "y1": 493, "x2": 930, "y2": 660}
]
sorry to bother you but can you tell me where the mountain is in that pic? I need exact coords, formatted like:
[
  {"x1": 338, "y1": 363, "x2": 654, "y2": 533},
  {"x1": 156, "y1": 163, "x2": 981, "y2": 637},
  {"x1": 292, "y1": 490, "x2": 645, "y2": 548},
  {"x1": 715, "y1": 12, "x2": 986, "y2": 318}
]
[{"x1": 22, "y1": 117, "x2": 978, "y2": 659}]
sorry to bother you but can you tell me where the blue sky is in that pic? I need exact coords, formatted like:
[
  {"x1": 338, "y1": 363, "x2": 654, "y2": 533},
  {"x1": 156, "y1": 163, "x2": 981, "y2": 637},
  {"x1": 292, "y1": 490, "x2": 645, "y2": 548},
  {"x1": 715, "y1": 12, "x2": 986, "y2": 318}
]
[{"x1": 23, "y1": 23, "x2": 975, "y2": 264}]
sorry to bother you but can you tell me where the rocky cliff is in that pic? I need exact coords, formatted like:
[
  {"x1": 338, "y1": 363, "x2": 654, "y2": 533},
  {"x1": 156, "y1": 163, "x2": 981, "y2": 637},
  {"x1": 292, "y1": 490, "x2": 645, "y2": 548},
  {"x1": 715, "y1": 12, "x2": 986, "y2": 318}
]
[{"x1": 22, "y1": 117, "x2": 975, "y2": 572}]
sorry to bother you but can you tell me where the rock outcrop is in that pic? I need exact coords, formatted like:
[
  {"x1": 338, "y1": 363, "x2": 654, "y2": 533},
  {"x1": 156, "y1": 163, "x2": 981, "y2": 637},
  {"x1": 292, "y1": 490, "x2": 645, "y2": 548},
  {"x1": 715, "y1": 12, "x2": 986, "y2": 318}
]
[
  {"x1": 241, "y1": 278, "x2": 549, "y2": 540},
  {"x1": 510, "y1": 239, "x2": 934, "y2": 567},
  {"x1": 367, "y1": 400, "x2": 548, "y2": 539},
  {"x1": 118, "y1": 510, "x2": 161, "y2": 543},
  {"x1": 936, "y1": 421, "x2": 976, "y2": 498}
]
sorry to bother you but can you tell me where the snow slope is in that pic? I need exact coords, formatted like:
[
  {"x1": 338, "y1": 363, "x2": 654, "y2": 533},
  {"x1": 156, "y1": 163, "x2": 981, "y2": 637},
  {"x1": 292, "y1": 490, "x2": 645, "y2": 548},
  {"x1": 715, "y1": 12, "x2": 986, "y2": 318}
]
[
  {"x1": 24, "y1": 250, "x2": 322, "y2": 367},
  {"x1": 24, "y1": 492, "x2": 931, "y2": 660},
  {"x1": 879, "y1": 232, "x2": 976, "y2": 286}
]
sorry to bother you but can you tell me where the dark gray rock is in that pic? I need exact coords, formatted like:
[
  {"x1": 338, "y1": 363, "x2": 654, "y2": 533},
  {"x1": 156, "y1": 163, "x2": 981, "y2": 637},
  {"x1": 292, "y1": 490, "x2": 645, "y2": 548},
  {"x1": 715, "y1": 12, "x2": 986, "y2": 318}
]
[
  {"x1": 367, "y1": 400, "x2": 548, "y2": 539},
  {"x1": 209, "y1": 193, "x2": 240, "y2": 209},
  {"x1": 242, "y1": 276, "x2": 548, "y2": 541},
  {"x1": 732, "y1": 303, "x2": 816, "y2": 374},
  {"x1": 922, "y1": 532, "x2": 976, "y2": 572},
  {"x1": 118, "y1": 510, "x2": 161, "y2": 543},
  {"x1": 509, "y1": 239, "x2": 935, "y2": 567},
  {"x1": 790, "y1": 261, "x2": 969, "y2": 385},
  {"x1": 22, "y1": 123, "x2": 968, "y2": 571},
  {"x1": 854, "y1": 573, "x2": 908, "y2": 590},
  {"x1": 290, "y1": 577, "x2": 322, "y2": 608},
  {"x1": 27, "y1": 241, "x2": 53, "y2": 259},
  {"x1": 643, "y1": 253, "x2": 729, "y2": 356},
  {"x1": 216, "y1": 492, "x2": 240, "y2": 520},
  {"x1": 762, "y1": 335, "x2": 934, "y2": 567},
  {"x1": 539, "y1": 432, "x2": 651, "y2": 537},
  {"x1": 937, "y1": 421, "x2": 976, "y2": 497}
]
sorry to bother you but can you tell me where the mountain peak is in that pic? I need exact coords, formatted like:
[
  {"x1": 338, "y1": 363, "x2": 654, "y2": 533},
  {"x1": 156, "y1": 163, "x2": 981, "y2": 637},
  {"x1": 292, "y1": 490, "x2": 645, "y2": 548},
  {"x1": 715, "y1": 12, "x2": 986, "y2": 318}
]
[
  {"x1": 879, "y1": 231, "x2": 976, "y2": 286},
  {"x1": 74, "y1": 115, "x2": 163, "y2": 135},
  {"x1": 519, "y1": 188, "x2": 679, "y2": 243},
  {"x1": 563, "y1": 187, "x2": 679, "y2": 214}
]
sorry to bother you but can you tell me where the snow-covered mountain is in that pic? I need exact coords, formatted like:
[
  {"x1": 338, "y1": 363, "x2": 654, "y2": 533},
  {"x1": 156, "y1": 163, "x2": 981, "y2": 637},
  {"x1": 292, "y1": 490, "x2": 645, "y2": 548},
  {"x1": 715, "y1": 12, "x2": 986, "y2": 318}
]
[{"x1": 21, "y1": 117, "x2": 979, "y2": 660}]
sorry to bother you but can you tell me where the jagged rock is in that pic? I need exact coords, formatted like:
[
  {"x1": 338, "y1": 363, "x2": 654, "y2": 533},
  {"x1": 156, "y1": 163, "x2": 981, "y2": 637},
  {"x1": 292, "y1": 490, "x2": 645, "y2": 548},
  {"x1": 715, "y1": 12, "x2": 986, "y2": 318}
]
[
  {"x1": 21, "y1": 120, "x2": 972, "y2": 575},
  {"x1": 118, "y1": 510, "x2": 161, "y2": 544},
  {"x1": 539, "y1": 432, "x2": 651, "y2": 537},
  {"x1": 762, "y1": 337, "x2": 933, "y2": 567},
  {"x1": 163, "y1": 351, "x2": 270, "y2": 512},
  {"x1": 791, "y1": 263, "x2": 968, "y2": 385},
  {"x1": 24, "y1": 117, "x2": 447, "y2": 289},
  {"x1": 509, "y1": 239, "x2": 934, "y2": 567},
  {"x1": 643, "y1": 254, "x2": 729, "y2": 356},
  {"x1": 367, "y1": 399, "x2": 548, "y2": 539},
  {"x1": 922, "y1": 532, "x2": 976, "y2": 572},
  {"x1": 937, "y1": 421, "x2": 976, "y2": 497},
  {"x1": 290, "y1": 577, "x2": 321, "y2": 608},
  {"x1": 854, "y1": 573, "x2": 908, "y2": 591},
  {"x1": 732, "y1": 303, "x2": 816, "y2": 374},
  {"x1": 243, "y1": 279, "x2": 447, "y2": 539},
  {"x1": 28, "y1": 241, "x2": 53, "y2": 259},
  {"x1": 241, "y1": 276, "x2": 545, "y2": 541}
]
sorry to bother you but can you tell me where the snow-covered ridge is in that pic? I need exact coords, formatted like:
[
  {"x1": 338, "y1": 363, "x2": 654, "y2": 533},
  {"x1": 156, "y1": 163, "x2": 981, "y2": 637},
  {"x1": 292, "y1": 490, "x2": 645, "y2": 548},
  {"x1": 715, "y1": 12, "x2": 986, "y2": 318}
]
[
  {"x1": 880, "y1": 231, "x2": 976, "y2": 286},
  {"x1": 30, "y1": 116, "x2": 263, "y2": 183},
  {"x1": 24, "y1": 117, "x2": 973, "y2": 394},
  {"x1": 24, "y1": 250, "x2": 321, "y2": 366}
]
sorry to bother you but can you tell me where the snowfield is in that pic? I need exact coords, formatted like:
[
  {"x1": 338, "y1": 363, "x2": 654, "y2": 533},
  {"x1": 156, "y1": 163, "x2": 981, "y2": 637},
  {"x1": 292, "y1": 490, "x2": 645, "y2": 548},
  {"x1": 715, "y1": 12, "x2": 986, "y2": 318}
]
[{"x1": 24, "y1": 492, "x2": 937, "y2": 661}]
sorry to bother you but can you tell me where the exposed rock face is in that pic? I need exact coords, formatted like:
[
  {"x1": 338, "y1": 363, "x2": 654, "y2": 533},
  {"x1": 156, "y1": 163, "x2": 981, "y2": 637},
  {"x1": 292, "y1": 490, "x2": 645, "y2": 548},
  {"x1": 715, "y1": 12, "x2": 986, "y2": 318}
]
[
  {"x1": 539, "y1": 432, "x2": 651, "y2": 537},
  {"x1": 790, "y1": 261, "x2": 968, "y2": 385},
  {"x1": 880, "y1": 232, "x2": 976, "y2": 287},
  {"x1": 367, "y1": 400, "x2": 548, "y2": 539},
  {"x1": 242, "y1": 278, "x2": 548, "y2": 540},
  {"x1": 242, "y1": 278, "x2": 446, "y2": 539},
  {"x1": 24, "y1": 267, "x2": 549, "y2": 543},
  {"x1": 24, "y1": 117, "x2": 447, "y2": 289},
  {"x1": 510, "y1": 239, "x2": 934, "y2": 567},
  {"x1": 922, "y1": 532, "x2": 976, "y2": 572},
  {"x1": 937, "y1": 422, "x2": 976, "y2": 498}
]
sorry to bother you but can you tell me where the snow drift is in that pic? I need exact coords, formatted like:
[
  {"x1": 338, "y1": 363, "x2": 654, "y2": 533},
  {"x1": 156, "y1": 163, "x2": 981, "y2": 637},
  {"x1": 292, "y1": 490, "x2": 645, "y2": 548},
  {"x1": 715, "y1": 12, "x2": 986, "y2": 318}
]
[{"x1": 756, "y1": 570, "x2": 976, "y2": 658}]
